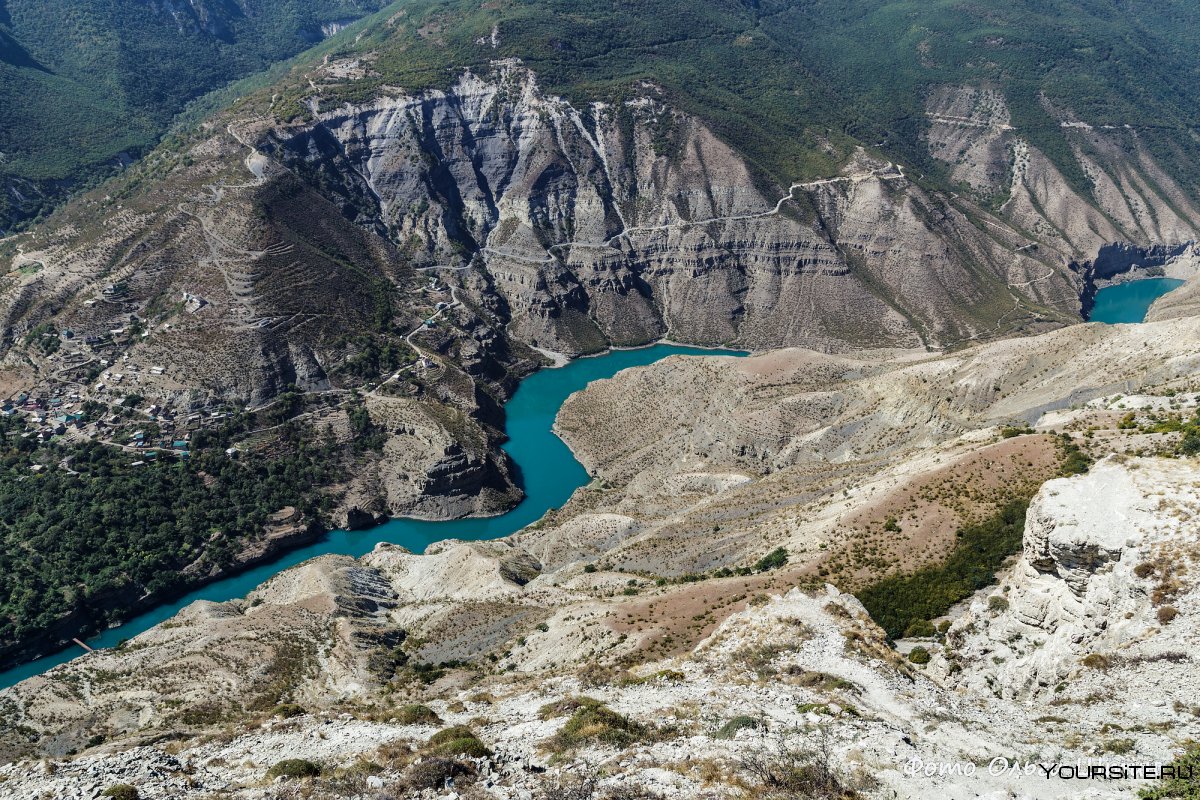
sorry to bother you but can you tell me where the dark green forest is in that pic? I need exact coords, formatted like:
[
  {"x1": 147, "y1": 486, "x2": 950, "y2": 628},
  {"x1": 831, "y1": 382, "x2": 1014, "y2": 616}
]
[
  {"x1": 0, "y1": 0, "x2": 387, "y2": 228},
  {"x1": 0, "y1": 415, "x2": 337, "y2": 650}
]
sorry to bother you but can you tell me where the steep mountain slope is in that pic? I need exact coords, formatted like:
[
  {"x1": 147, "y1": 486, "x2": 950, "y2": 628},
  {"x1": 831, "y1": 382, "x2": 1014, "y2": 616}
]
[
  {"x1": 0, "y1": 0, "x2": 389, "y2": 231},
  {"x1": 1, "y1": 0, "x2": 1199, "y2": 685}
]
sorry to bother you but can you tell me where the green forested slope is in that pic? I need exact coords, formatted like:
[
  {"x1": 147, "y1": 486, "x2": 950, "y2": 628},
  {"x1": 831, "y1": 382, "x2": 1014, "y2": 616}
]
[
  {"x1": 7, "y1": 0, "x2": 1200, "y2": 229},
  {"x1": 0, "y1": 0, "x2": 387, "y2": 229},
  {"x1": 257, "y1": 0, "x2": 1200, "y2": 195}
]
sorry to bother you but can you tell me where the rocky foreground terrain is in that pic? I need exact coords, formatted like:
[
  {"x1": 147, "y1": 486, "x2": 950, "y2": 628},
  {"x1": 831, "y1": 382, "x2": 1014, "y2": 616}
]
[
  {"x1": 3, "y1": 316, "x2": 1200, "y2": 798},
  {"x1": 2, "y1": 454, "x2": 1197, "y2": 800}
]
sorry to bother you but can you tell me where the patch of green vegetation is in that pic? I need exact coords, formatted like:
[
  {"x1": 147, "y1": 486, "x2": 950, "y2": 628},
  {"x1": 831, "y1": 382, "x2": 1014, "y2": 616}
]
[
  {"x1": 907, "y1": 646, "x2": 931, "y2": 665},
  {"x1": 858, "y1": 499, "x2": 1029, "y2": 639},
  {"x1": 266, "y1": 759, "x2": 322, "y2": 779},
  {"x1": 545, "y1": 701, "x2": 653, "y2": 753},
  {"x1": 1056, "y1": 433, "x2": 1092, "y2": 477},
  {"x1": 0, "y1": 415, "x2": 337, "y2": 656},
  {"x1": 1120, "y1": 409, "x2": 1200, "y2": 458},
  {"x1": 713, "y1": 715, "x2": 761, "y2": 740},
  {"x1": 1000, "y1": 425, "x2": 1035, "y2": 438},
  {"x1": 101, "y1": 786, "x2": 139, "y2": 800},
  {"x1": 425, "y1": 726, "x2": 492, "y2": 758},
  {"x1": 1140, "y1": 744, "x2": 1200, "y2": 798},
  {"x1": 754, "y1": 547, "x2": 789, "y2": 572}
]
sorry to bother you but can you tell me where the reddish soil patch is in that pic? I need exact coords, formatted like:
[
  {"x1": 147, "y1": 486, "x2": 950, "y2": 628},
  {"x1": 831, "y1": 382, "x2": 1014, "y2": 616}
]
[{"x1": 823, "y1": 434, "x2": 1062, "y2": 589}]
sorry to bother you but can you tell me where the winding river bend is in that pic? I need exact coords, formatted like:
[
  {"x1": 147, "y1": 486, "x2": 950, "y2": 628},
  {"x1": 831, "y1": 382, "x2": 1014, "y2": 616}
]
[{"x1": 0, "y1": 344, "x2": 744, "y2": 690}]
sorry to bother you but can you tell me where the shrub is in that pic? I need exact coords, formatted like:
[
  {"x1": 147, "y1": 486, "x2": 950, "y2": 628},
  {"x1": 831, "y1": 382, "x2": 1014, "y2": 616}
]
[
  {"x1": 272, "y1": 703, "x2": 306, "y2": 719},
  {"x1": 391, "y1": 704, "x2": 443, "y2": 725},
  {"x1": 425, "y1": 726, "x2": 492, "y2": 758},
  {"x1": 714, "y1": 715, "x2": 761, "y2": 739},
  {"x1": 1157, "y1": 606, "x2": 1179, "y2": 625},
  {"x1": 1000, "y1": 425, "x2": 1033, "y2": 438},
  {"x1": 101, "y1": 786, "x2": 139, "y2": 800},
  {"x1": 546, "y1": 703, "x2": 651, "y2": 752},
  {"x1": 266, "y1": 759, "x2": 322, "y2": 779},
  {"x1": 903, "y1": 619, "x2": 935, "y2": 638},
  {"x1": 987, "y1": 595, "x2": 1010, "y2": 612},
  {"x1": 907, "y1": 646, "x2": 931, "y2": 665},
  {"x1": 1057, "y1": 436, "x2": 1092, "y2": 477},
  {"x1": 755, "y1": 547, "x2": 789, "y2": 572}
]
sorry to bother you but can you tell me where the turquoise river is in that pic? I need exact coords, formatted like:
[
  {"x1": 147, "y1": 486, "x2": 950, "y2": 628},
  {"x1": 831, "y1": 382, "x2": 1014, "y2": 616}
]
[
  {"x1": 0, "y1": 344, "x2": 745, "y2": 690},
  {"x1": 1088, "y1": 277, "x2": 1185, "y2": 324}
]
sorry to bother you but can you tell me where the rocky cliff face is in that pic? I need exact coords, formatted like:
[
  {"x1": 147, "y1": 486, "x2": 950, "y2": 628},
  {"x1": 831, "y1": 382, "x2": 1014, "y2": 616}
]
[
  {"x1": 936, "y1": 457, "x2": 1200, "y2": 705},
  {"x1": 925, "y1": 85, "x2": 1200, "y2": 255},
  {"x1": 925, "y1": 84, "x2": 1200, "y2": 316},
  {"x1": 269, "y1": 62, "x2": 1091, "y2": 355}
]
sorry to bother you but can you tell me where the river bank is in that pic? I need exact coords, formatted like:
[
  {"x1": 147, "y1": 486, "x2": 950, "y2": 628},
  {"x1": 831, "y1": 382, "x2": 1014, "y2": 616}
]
[{"x1": 0, "y1": 344, "x2": 745, "y2": 690}]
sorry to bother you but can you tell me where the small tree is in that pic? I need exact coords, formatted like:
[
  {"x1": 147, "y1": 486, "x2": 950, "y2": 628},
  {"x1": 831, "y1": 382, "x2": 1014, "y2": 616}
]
[{"x1": 907, "y1": 646, "x2": 931, "y2": 665}]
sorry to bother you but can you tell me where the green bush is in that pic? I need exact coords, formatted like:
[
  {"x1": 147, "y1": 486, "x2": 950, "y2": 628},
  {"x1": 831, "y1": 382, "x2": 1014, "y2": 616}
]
[
  {"x1": 266, "y1": 759, "x2": 322, "y2": 779},
  {"x1": 903, "y1": 619, "x2": 935, "y2": 638},
  {"x1": 714, "y1": 715, "x2": 761, "y2": 740},
  {"x1": 101, "y1": 786, "x2": 139, "y2": 800},
  {"x1": 907, "y1": 647, "x2": 931, "y2": 665},
  {"x1": 546, "y1": 703, "x2": 651, "y2": 752},
  {"x1": 425, "y1": 726, "x2": 492, "y2": 758},
  {"x1": 754, "y1": 547, "x2": 789, "y2": 572}
]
